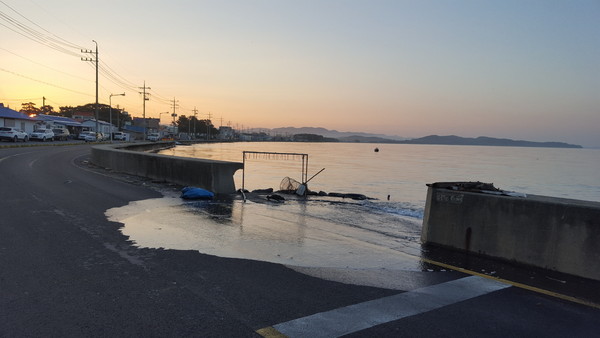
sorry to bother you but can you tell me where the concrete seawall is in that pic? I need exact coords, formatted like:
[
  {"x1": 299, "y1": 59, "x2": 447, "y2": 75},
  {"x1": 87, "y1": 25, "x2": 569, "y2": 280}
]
[
  {"x1": 421, "y1": 183, "x2": 600, "y2": 281},
  {"x1": 91, "y1": 142, "x2": 244, "y2": 194}
]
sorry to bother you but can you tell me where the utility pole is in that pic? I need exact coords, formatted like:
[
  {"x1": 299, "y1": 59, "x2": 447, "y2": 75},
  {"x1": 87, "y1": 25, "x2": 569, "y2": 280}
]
[
  {"x1": 82, "y1": 40, "x2": 99, "y2": 137},
  {"x1": 206, "y1": 111, "x2": 213, "y2": 140},
  {"x1": 139, "y1": 81, "x2": 151, "y2": 139},
  {"x1": 192, "y1": 106, "x2": 198, "y2": 139},
  {"x1": 171, "y1": 97, "x2": 179, "y2": 121},
  {"x1": 170, "y1": 98, "x2": 179, "y2": 137}
]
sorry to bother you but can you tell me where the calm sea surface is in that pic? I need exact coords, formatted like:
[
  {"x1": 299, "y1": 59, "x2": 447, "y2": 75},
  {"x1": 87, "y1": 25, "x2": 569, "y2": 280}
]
[
  {"x1": 159, "y1": 142, "x2": 600, "y2": 205},
  {"x1": 108, "y1": 143, "x2": 599, "y2": 280}
]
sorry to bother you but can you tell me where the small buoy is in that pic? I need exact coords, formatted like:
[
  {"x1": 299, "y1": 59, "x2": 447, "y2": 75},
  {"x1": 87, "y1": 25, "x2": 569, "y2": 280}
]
[{"x1": 374, "y1": 147, "x2": 379, "y2": 152}]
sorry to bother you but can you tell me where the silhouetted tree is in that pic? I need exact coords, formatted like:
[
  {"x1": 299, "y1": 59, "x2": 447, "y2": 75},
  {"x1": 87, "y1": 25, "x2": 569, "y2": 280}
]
[
  {"x1": 59, "y1": 106, "x2": 75, "y2": 118},
  {"x1": 176, "y1": 115, "x2": 191, "y2": 133},
  {"x1": 40, "y1": 105, "x2": 57, "y2": 115},
  {"x1": 20, "y1": 102, "x2": 40, "y2": 115},
  {"x1": 174, "y1": 116, "x2": 218, "y2": 138}
]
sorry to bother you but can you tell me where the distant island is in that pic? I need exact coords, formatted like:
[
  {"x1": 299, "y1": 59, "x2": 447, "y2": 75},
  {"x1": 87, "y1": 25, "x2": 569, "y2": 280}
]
[
  {"x1": 252, "y1": 127, "x2": 582, "y2": 149},
  {"x1": 340, "y1": 135, "x2": 583, "y2": 149}
]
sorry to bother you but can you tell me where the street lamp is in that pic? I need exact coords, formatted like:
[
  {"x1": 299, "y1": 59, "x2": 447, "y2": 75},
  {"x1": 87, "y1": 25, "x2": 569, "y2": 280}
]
[
  {"x1": 109, "y1": 93, "x2": 125, "y2": 142},
  {"x1": 159, "y1": 111, "x2": 169, "y2": 123}
]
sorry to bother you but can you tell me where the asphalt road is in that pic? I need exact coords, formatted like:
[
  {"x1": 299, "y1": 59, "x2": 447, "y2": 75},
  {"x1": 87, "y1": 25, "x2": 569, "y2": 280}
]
[{"x1": 1, "y1": 144, "x2": 598, "y2": 337}]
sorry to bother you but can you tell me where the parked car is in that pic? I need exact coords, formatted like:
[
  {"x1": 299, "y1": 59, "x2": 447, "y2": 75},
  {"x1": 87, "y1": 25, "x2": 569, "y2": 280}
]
[
  {"x1": 84, "y1": 132, "x2": 104, "y2": 142},
  {"x1": 0, "y1": 127, "x2": 29, "y2": 142},
  {"x1": 29, "y1": 129, "x2": 54, "y2": 142},
  {"x1": 77, "y1": 130, "x2": 102, "y2": 140},
  {"x1": 78, "y1": 131, "x2": 95, "y2": 140},
  {"x1": 147, "y1": 133, "x2": 160, "y2": 142},
  {"x1": 52, "y1": 128, "x2": 70, "y2": 141},
  {"x1": 112, "y1": 132, "x2": 127, "y2": 141}
]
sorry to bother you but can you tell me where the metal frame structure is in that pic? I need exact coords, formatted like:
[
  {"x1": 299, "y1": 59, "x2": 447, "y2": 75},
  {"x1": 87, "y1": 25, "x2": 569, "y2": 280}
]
[{"x1": 242, "y1": 151, "x2": 308, "y2": 191}]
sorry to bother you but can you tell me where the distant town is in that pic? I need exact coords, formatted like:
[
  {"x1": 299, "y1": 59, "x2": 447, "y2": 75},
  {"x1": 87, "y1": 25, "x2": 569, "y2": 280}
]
[{"x1": 0, "y1": 102, "x2": 582, "y2": 148}]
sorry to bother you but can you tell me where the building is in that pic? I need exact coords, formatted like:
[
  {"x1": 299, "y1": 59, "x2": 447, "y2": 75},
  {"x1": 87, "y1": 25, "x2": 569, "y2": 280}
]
[
  {"x1": 218, "y1": 126, "x2": 234, "y2": 140},
  {"x1": 72, "y1": 111, "x2": 95, "y2": 121},
  {"x1": 81, "y1": 119, "x2": 114, "y2": 136},
  {"x1": 132, "y1": 118, "x2": 160, "y2": 132},
  {"x1": 35, "y1": 114, "x2": 82, "y2": 135},
  {"x1": 164, "y1": 125, "x2": 178, "y2": 136},
  {"x1": 0, "y1": 103, "x2": 37, "y2": 133},
  {"x1": 121, "y1": 125, "x2": 145, "y2": 141}
]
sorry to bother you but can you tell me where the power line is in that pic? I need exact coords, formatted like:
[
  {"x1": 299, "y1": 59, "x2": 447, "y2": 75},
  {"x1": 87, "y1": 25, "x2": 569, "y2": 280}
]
[
  {"x1": 0, "y1": 46, "x2": 91, "y2": 82},
  {"x1": 84, "y1": 62, "x2": 112, "y2": 94},
  {"x1": 0, "y1": 2, "x2": 142, "y2": 102},
  {"x1": 45, "y1": 97, "x2": 66, "y2": 108},
  {"x1": 97, "y1": 63, "x2": 138, "y2": 92},
  {"x1": 149, "y1": 89, "x2": 175, "y2": 105},
  {"x1": 0, "y1": 2, "x2": 204, "y2": 119},
  {"x1": 0, "y1": 11, "x2": 82, "y2": 58},
  {"x1": 0, "y1": 0, "x2": 83, "y2": 50},
  {"x1": 0, "y1": 66, "x2": 93, "y2": 97},
  {"x1": 99, "y1": 60, "x2": 138, "y2": 89},
  {"x1": 0, "y1": 97, "x2": 42, "y2": 102}
]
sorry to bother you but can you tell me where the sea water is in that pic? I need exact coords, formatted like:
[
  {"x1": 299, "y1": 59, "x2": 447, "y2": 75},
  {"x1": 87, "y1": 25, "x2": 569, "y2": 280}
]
[
  {"x1": 160, "y1": 142, "x2": 600, "y2": 204},
  {"x1": 107, "y1": 143, "x2": 600, "y2": 282}
]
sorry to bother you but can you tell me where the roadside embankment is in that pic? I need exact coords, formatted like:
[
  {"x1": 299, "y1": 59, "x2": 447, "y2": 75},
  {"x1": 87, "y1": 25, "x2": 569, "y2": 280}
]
[
  {"x1": 421, "y1": 182, "x2": 600, "y2": 281},
  {"x1": 91, "y1": 142, "x2": 243, "y2": 194}
]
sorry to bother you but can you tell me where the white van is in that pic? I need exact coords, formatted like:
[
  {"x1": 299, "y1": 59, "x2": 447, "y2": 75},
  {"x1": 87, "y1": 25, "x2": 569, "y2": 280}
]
[
  {"x1": 112, "y1": 132, "x2": 127, "y2": 141},
  {"x1": 147, "y1": 133, "x2": 160, "y2": 142}
]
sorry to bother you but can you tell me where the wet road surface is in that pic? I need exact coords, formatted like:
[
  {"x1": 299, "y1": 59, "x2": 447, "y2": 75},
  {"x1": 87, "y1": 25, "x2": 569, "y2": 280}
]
[{"x1": 0, "y1": 144, "x2": 598, "y2": 337}]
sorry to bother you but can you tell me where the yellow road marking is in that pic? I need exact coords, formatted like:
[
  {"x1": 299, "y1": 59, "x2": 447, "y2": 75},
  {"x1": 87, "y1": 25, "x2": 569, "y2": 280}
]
[
  {"x1": 420, "y1": 257, "x2": 600, "y2": 309},
  {"x1": 256, "y1": 326, "x2": 287, "y2": 337}
]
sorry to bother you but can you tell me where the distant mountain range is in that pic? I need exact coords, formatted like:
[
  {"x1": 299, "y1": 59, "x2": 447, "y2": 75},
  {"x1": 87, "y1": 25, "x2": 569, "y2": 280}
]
[
  {"x1": 260, "y1": 127, "x2": 407, "y2": 141},
  {"x1": 337, "y1": 134, "x2": 582, "y2": 148},
  {"x1": 402, "y1": 135, "x2": 581, "y2": 148},
  {"x1": 254, "y1": 127, "x2": 582, "y2": 149}
]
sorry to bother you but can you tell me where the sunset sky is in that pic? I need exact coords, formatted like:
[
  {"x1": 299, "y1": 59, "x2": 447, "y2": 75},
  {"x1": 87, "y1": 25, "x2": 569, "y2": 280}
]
[{"x1": 1, "y1": 1, "x2": 599, "y2": 147}]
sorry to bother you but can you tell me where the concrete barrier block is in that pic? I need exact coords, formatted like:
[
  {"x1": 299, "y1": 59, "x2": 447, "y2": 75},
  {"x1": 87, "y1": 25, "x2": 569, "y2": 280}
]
[
  {"x1": 91, "y1": 142, "x2": 243, "y2": 194},
  {"x1": 422, "y1": 183, "x2": 600, "y2": 281}
]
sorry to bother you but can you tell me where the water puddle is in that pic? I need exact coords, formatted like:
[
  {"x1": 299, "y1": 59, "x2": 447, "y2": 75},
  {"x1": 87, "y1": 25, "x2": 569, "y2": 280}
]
[{"x1": 106, "y1": 193, "x2": 428, "y2": 287}]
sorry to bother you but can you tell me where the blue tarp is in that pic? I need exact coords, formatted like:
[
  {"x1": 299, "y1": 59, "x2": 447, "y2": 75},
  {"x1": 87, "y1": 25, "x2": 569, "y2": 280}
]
[{"x1": 180, "y1": 187, "x2": 214, "y2": 200}]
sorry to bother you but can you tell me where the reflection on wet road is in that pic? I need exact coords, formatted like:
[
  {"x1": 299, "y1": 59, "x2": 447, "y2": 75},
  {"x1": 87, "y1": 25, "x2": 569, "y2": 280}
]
[{"x1": 107, "y1": 193, "x2": 426, "y2": 285}]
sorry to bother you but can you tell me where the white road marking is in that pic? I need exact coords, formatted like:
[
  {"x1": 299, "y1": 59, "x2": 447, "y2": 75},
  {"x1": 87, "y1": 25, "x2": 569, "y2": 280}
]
[{"x1": 272, "y1": 276, "x2": 510, "y2": 338}]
